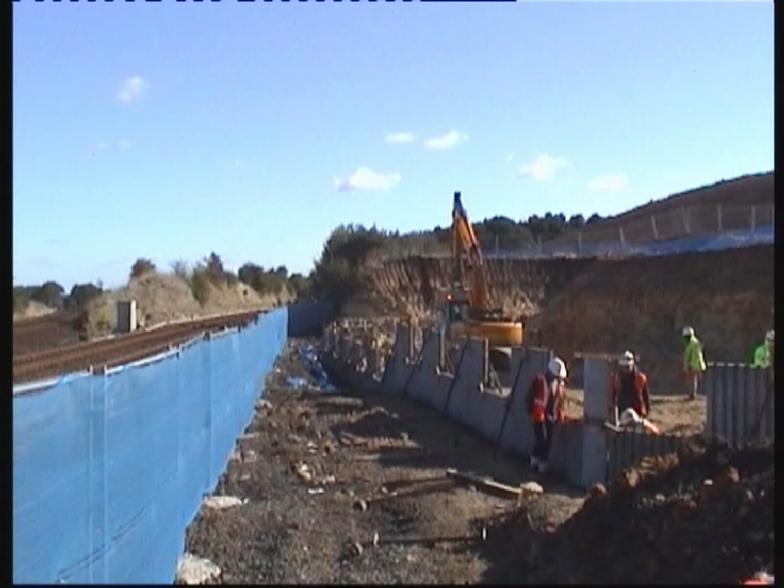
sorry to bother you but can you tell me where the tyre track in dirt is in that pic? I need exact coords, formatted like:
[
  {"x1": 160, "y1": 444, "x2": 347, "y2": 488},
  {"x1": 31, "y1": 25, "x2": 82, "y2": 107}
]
[{"x1": 184, "y1": 340, "x2": 586, "y2": 584}]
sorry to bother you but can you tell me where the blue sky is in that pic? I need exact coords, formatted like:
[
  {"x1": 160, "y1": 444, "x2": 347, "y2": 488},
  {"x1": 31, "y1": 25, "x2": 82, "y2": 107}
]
[{"x1": 13, "y1": 1, "x2": 773, "y2": 290}]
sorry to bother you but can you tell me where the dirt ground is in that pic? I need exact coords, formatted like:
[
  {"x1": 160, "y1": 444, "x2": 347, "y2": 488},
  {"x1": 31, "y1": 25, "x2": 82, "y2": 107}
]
[
  {"x1": 183, "y1": 340, "x2": 587, "y2": 584},
  {"x1": 562, "y1": 388, "x2": 706, "y2": 435}
]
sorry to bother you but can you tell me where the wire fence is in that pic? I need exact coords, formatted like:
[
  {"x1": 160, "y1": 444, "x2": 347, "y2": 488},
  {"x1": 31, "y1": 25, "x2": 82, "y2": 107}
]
[{"x1": 384, "y1": 203, "x2": 775, "y2": 261}]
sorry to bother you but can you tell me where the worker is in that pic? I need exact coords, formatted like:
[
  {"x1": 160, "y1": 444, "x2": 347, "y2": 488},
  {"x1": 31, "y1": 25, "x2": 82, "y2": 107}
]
[
  {"x1": 751, "y1": 329, "x2": 774, "y2": 369},
  {"x1": 609, "y1": 350, "x2": 650, "y2": 423},
  {"x1": 682, "y1": 326, "x2": 707, "y2": 400},
  {"x1": 527, "y1": 357, "x2": 567, "y2": 473}
]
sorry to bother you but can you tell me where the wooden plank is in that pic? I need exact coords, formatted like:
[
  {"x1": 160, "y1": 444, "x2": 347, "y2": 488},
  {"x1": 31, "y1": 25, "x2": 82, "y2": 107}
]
[{"x1": 445, "y1": 468, "x2": 521, "y2": 500}]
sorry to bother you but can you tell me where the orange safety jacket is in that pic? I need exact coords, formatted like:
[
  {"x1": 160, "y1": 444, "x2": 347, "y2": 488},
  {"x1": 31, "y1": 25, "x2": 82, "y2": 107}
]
[
  {"x1": 529, "y1": 374, "x2": 564, "y2": 424},
  {"x1": 609, "y1": 369, "x2": 649, "y2": 417}
]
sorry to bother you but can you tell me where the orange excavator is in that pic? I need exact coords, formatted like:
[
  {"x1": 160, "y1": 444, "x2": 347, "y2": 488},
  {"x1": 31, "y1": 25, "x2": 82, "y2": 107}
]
[{"x1": 440, "y1": 191, "x2": 524, "y2": 360}]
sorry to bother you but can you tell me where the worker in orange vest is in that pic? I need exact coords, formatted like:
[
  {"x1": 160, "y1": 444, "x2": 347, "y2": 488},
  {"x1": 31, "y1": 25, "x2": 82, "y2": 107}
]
[
  {"x1": 527, "y1": 357, "x2": 567, "y2": 473},
  {"x1": 609, "y1": 350, "x2": 651, "y2": 424}
]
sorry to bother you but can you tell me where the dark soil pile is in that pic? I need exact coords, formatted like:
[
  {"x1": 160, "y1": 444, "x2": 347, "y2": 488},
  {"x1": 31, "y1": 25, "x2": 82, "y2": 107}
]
[{"x1": 481, "y1": 439, "x2": 774, "y2": 584}]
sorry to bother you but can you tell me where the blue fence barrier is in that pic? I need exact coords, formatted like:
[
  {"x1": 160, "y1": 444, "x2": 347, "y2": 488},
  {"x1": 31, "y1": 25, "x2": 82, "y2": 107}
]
[{"x1": 13, "y1": 307, "x2": 288, "y2": 584}]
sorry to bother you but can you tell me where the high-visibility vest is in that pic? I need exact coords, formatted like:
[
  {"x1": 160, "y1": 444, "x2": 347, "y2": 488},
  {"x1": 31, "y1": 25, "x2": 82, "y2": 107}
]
[
  {"x1": 528, "y1": 374, "x2": 563, "y2": 424},
  {"x1": 751, "y1": 343, "x2": 772, "y2": 369},
  {"x1": 610, "y1": 370, "x2": 648, "y2": 415},
  {"x1": 683, "y1": 336, "x2": 707, "y2": 372}
]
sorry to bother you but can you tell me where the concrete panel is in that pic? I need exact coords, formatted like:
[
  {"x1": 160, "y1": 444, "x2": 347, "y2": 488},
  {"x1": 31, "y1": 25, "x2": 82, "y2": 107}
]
[
  {"x1": 381, "y1": 325, "x2": 413, "y2": 395},
  {"x1": 498, "y1": 348, "x2": 552, "y2": 457},
  {"x1": 583, "y1": 358, "x2": 612, "y2": 422},
  {"x1": 406, "y1": 333, "x2": 450, "y2": 410},
  {"x1": 460, "y1": 387, "x2": 509, "y2": 444},
  {"x1": 444, "y1": 339, "x2": 485, "y2": 427}
]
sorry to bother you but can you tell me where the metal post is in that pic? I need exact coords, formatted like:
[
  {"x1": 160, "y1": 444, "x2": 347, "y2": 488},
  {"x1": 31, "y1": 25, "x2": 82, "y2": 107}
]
[
  {"x1": 619, "y1": 227, "x2": 626, "y2": 251},
  {"x1": 650, "y1": 215, "x2": 659, "y2": 241}
]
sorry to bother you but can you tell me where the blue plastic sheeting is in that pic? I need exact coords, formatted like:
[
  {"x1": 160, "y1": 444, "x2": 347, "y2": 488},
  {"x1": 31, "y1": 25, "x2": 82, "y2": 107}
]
[{"x1": 13, "y1": 308, "x2": 287, "y2": 584}]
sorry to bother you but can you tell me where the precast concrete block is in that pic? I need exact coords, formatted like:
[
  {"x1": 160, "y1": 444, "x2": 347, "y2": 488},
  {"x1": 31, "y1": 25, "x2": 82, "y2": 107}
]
[
  {"x1": 461, "y1": 388, "x2": 509, "y2": 443},
  {"x1": 444, "y1": 339, "x2": 485, "y2": 426},
  {"x1": 498, "y1": 348, "x2": 551, "y2": 457},
  {"x1": 583, "y1": 357, "x2": 613, "y2": 422}
]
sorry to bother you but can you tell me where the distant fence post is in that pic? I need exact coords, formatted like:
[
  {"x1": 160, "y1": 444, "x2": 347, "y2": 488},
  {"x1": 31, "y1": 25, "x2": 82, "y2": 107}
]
[
  {"x1": 618, "y1": 227, "x2": 626, "y2": 251},
  {"x1": 717, "y1": 204, "x2": 723, "y2": 231},
  {"x1": 650, "y1": 215, "x2": 659, "y2": 241},
  {"x1": 750, "y1": 205, "x2": 756, "y2": 232},
  {"x1": 577, "y1": 231, "x2": 583, "y2": 255},
  {"x1": 681, "y1": 206, "x2": 690, "y2": 234}
]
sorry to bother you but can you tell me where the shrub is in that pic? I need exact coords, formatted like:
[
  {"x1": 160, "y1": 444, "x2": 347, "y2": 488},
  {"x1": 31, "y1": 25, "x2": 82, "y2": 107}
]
[
  {"x1": 130, "y1": 258, "x2": 156, "y2": 279},
  {"x1": 190, "y1": 267, "x2": 210, "y2": 305}
]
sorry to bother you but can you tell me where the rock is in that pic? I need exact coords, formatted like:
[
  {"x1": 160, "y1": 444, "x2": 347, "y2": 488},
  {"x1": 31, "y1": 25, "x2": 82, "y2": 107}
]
[
  {"x1": 380, "y1": 485, "x2": 389, "y2": 494},
  {"x1": 588, "y1": 483, "x2": 607, "y2": 499},
  {"x1": 715, "y1": 465, "x2": 740, "y2": 486},
  {"x1": 354, "y1": 499, "x2": 368, "y2": 512},
  {"x1": 372, "y1": 532, "x2": 380, "y2": 547},
  {"x1": 202, "y1": 495, "x2": 247, "y2": 510},
  {"x1": 619, "y1": 469, "x2": 641, "y2": 490},
  {"x1": 352, "y1": 541, "x2": 364, "y2": 556},
  {"x1": 176, "y1": 553, "x2": 221, "y2": 585}
]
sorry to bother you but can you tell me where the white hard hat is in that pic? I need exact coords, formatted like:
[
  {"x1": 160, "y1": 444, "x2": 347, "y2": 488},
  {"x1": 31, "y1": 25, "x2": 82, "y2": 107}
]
[
  {"x1": 682, "y1": 326, "x2": 695, "y2": 337},
  {"x1": 548, "y1": 357, "x2": 567, "y2": 379},
  {"x1": 766, "y1": 329, "x2": 774, "y2": 342},
  {"x1": 618, "y1": 350, "x2": 635, "y2": 367}
]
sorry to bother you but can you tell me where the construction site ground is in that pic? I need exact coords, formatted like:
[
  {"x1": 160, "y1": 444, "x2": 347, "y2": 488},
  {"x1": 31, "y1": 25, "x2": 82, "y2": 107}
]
[{"x1": 184, "y1": 339, "x2": 588, "y2": 584}]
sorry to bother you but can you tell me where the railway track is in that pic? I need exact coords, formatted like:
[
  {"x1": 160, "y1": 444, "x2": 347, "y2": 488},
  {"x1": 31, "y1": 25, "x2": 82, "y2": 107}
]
[
  {"x1": 13, "y1": 310, "x2": 262, "y2": 385},
  {"x1": 13, "y1": 311, "x2": 81, "y2": 354}
]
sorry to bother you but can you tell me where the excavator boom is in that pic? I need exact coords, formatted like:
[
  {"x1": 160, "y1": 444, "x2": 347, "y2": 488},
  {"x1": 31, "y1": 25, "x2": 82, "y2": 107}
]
[{"x1": 445, "y1": 191, "x2": 523, "y2": 349}]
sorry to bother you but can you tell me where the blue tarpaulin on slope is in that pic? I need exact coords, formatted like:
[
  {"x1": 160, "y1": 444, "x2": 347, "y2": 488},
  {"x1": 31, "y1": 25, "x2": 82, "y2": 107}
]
[{"x1": 13, "y1": 307, "x2": 287, "y2": 584}]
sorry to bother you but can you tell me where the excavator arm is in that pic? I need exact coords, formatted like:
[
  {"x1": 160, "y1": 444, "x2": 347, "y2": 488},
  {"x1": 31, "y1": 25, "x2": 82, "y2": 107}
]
[{"x1": 452, "y1": 192, "x2": 491, "y2": 314}]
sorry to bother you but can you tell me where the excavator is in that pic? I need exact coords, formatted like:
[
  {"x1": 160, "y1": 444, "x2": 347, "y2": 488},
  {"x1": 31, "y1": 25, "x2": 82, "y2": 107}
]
[{"x1": 440, "y1": 191, "x2": 524, "y2": 371}]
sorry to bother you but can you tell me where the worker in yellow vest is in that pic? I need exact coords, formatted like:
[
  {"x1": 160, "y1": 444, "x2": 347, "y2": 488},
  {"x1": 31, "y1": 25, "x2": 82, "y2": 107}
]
[
  {"x1": 751, "y1": 330, "x2": 774, "y2": 369},
  {"x1": 682, "y1": 326, "x2": 706, "y2": 400}
]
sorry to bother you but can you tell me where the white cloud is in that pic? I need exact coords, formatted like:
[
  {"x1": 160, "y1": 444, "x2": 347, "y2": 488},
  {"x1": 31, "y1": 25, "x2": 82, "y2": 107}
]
[
  {"x1": 334, "y1": 167, "x2": 401, "y2": 192},
  {"x1": 587, "y1": 174, "x2": 629, "y2": 193},
  {"x1": 516, "y1": 153, "x2": 570, "y2": 181},
  {"x1": 423, "y1": 130, "x2": 469, "y2": 150},
  {"x1": 118, "y1": 76, "x2": 148, "y2": 104},
  {"x1": 385, "y1": 132, "x2": 416, "y2": 144}
]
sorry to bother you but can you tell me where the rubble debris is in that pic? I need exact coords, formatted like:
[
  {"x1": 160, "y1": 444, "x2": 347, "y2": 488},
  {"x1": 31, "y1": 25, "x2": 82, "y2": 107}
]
[
  {"x1": 202, "y1": 495, "x2": 248, "y2": 511},
  {"x1": 176, "y1": 553, "x2": 221, "y2": 585},
  {"x1": 307, "y1": 488, "x2": 325, "y2": 496},
  {"x1": 286, "y1": 376, "x2": 308, "y2": 390},
  {"x1": 491, "y1": 441, "x2": 775, "y2": 584},
  {"x1": 354, "y1": 499, "x2": 368, "y2": 512}
]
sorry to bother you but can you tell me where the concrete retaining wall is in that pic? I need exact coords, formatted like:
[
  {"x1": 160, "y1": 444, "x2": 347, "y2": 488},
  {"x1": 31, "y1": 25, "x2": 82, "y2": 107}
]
[{"x1": 321, "y1": 322, "x2": 694, "y2": 489}]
